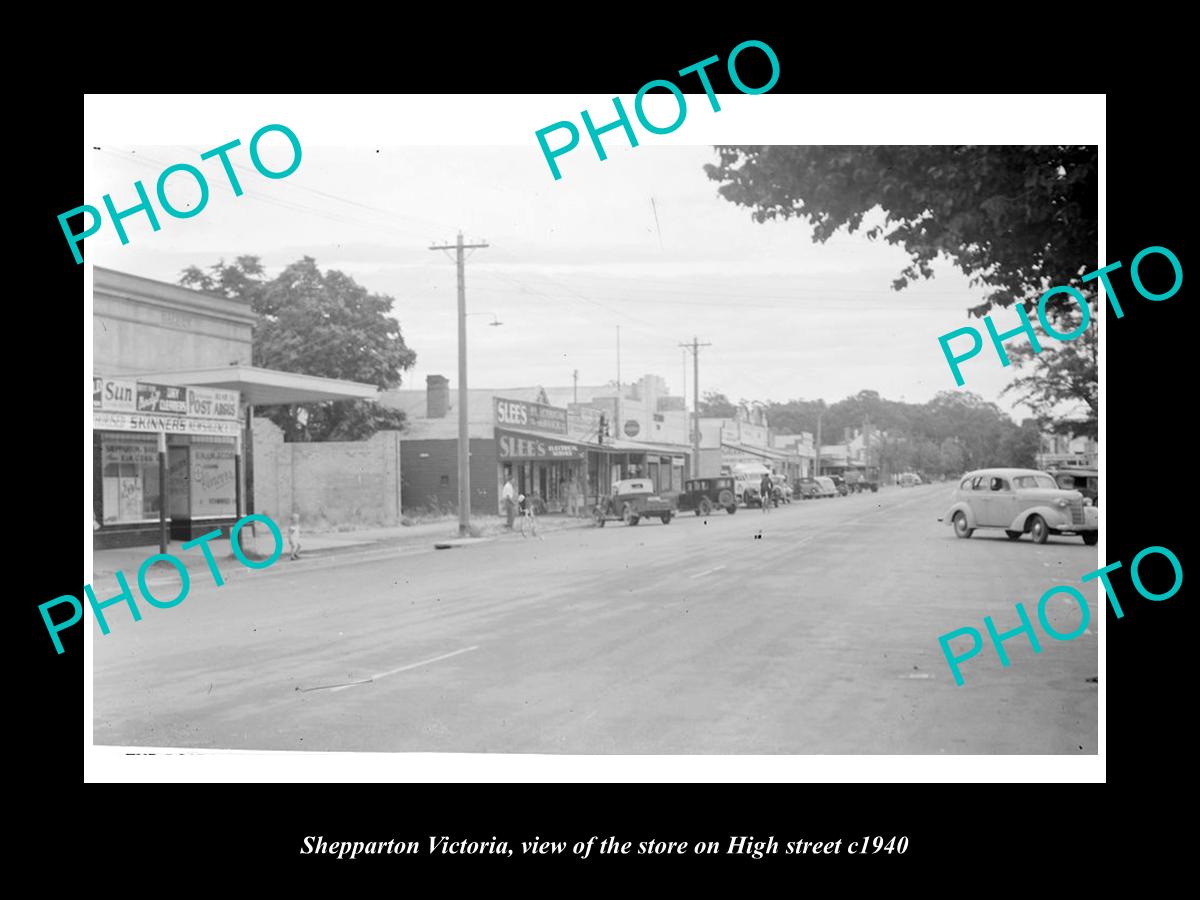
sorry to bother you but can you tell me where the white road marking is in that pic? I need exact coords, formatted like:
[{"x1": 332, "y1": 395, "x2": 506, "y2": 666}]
[
  {"x1": 329, "y1": 645, "x2": 480, "y2": 692},
  {"x1": 689, "y1": 565, "x2": 727, "y2": 579}
]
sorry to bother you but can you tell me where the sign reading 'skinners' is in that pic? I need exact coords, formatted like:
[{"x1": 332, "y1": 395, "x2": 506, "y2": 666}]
[
  {"x1": 535, "y1": 40, "x2": 780, "y2": 181},
  {"x1": 60, "y1": 124, "x2": 302, "y2": 264}
]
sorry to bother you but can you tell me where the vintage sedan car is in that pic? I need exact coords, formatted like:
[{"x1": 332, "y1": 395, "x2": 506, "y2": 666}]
[
  {"x1": 1047, "y1": 468, "x2": 1099, "y2": 507},
  {"x1": 771, "y1": 476, "x2": 793, "y2": 504},
  {"x1": 678, "y1": 477, "x2": 738, "y2": 516},
  {"x1": 593, "y1": 478, "x2": 674, "y2": 526},
  {"x1": 939, "y1": 468, "x2": 1098, "y2": 545},
  {"x1": 796, "y1": 476, "x2": 838, "y2": 499}
]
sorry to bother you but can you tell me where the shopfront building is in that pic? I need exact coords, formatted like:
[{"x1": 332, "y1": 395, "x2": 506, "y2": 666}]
[
  {"x1": 92, "y1": 267, "x2": 380, "y2": 549},
  {"x1": 93, "y1": 377, "x2": 242, "y2": 547}
]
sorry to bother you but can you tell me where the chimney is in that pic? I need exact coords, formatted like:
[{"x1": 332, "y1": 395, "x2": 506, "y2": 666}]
[{"x1": 426, "y1": 375, "x2": 449, "y2": 418}]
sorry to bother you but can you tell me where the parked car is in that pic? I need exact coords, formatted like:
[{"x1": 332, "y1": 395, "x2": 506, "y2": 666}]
[
  {"x1": 771, "y1": 475, "x2": 793, "y2": 504},
  {"x1": 730, "y1": 463, "x2": 773, "y2": 508},
  {"x1": 593, "y1": 479, "x2": 674, "y2": 526},
  {"x1": 678, "y1": 477, "x2": 738, "y2": 516},
  {"x1": 939, "y1": 468, "x2": 1098, "y2": 545},
  {"x1": 898, "y1": 472, "x2": 919, "y2": 488},
  {"x1": 796, "y1": 476, "x2": 838, "y2": 499},
  {"x1": 829, "y1": 475, "x2": 849, "y2": 496},
  {"x1": 1047, "y1": 468, "x2": 1099, "y2": 507}
]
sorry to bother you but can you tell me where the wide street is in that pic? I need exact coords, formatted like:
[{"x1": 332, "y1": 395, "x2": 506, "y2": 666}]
[{"x1": 93, "y1": 484, "x2": 1099, "y2": 754}]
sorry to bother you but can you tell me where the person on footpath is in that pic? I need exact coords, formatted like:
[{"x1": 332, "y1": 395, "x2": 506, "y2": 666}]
[
  {"x1": 502, "y1": 474, "x2": 517, "y2": 530},
  {"x1": 519, "y1": 493, "x2": 545, "y2": 540},
  {"x1": 760, "y1": 472, "x2": 773, "y2": 513}
]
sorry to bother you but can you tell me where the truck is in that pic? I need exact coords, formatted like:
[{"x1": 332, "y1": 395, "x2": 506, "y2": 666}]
[{"x1": 843, "y1": 466, "x2": 880, "y2": 493}]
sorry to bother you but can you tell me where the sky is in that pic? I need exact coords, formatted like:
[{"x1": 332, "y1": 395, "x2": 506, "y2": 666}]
[{"x1": 87, "y1": 139, "x2": 1038, "y2": 419}]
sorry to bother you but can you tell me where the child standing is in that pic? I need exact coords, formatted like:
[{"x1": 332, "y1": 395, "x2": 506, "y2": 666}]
[{"x1": 287, "y1": 513, "x2": 302, "y2": 559}]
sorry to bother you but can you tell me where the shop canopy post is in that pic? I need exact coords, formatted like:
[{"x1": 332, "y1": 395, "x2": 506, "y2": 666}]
[{"x1": 157, "y1": 431, "x2": 167, "y2": 554}]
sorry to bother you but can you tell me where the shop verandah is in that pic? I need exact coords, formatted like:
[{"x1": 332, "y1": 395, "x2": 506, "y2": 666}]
[{"x1": 499, "y1": 431, "x2": 691, "y2": 516}]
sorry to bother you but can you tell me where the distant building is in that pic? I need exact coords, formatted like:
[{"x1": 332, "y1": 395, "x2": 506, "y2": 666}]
[
  {"x1": 381, "y1": 372, "x2": 694, "y2": 514},
  {"x1": 1037, "y1": 432, "x2": 1098, "y2": 469},
  {"x1": 698, "y1": 406, "x2": 804, "y2": 481}
]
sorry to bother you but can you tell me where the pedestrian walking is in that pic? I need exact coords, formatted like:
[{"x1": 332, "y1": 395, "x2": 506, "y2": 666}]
[
  {"x1": 287, "y1": 513, "x2": 302, "y2": 559},
  {"x1": 760, "y1": 473, "x2": 773, "y2": 513},
  {"x1": 502, "y1": 475, "x2": 516, "y2": 530}
]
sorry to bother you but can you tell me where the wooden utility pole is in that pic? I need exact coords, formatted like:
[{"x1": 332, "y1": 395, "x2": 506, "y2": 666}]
[
  {"x1": 429, "y1": 232, "x2": 489, "y2": 537},
  {"x1": 679, "y1": 336, "x2": 711, "y2": 479}
]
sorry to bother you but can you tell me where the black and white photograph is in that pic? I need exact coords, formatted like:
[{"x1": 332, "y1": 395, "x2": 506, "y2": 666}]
[{"x1": 76, "y1": 93, "x2": 1112, "y2": 781}]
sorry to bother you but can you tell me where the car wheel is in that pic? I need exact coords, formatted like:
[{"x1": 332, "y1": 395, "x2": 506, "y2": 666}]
[
  {"x1": 1005, "y1": 530, "x2": 1023, "y2": 541},
  {"x1": 622, "y1": 504, "x2": 635, "y2": 525},
  {"x1": 661, "y1": 513, "x2": 672, "y2": 525},
  {"x1": 1029, "y1": 515, "x2": 1049, "y2": 545},
  {"x1": 726, "y1": 503, "x2": 737, "y2": 514},
  {"x1": 718, "y1": 489, "x2": 734, "y2": 509},
  {"x1": 953, "y1": 512, "x2": 973, "y2": 539},
  {"x1": 1082, "y1": 532, "x2": 1098, "y2": 546},
  {"x1": 698, "y1": 497, "x2": 713, "y2": 516}
]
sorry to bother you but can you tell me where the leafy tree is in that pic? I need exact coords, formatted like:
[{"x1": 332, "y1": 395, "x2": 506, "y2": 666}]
[
  {"x1": 180, "y1": 257, "x2": 417, "y2": 441},
  {"x1": 1001, "y1": 304, "x2": 1097, "y2": 439},
  {"x1": 998, "y1": 419, "x2": 1044, "y2": 469},
  {"x1": 704, "y1": 146, "x2": 1097, "y2": 318},
  {"x1": 704, "y1": 146, "x2": 1098, "y2": 437},
  {"x1": 697, "y1": 391, "x2": 738, "y2": 418}
]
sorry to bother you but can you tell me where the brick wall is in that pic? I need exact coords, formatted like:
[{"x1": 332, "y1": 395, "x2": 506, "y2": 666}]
[
  {"x1": 400, "y1": 437, "x2": 499, "y2": 515},
  {"x1": 252, "y1": 418, "x2": 402, "y2": 527}
]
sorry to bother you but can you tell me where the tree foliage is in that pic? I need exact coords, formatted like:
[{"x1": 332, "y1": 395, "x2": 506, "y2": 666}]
[
  {"x1": 1001, "y1": 305, "x2": 1098, "y2": 439},
  {"x1": 704, "y1": 146, "x2": 1097, "y2": 318},
  {"x1": 761, "y1": 388, "x2": 1038, "y2": 479},
  {"x1": 704, "y1": 145, "x2": 1098, "y2": 438},
  {"x1": 697, "y1": 391, "x2": 738, "y2": 418},
  {"x1": 180, "y1": 256, "x2": 417, "y2": 441}
]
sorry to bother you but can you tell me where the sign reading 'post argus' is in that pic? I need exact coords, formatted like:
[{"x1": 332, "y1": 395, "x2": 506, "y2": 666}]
[{"x1": 93, "y1": 377, "x2": 241, "y2": 436}]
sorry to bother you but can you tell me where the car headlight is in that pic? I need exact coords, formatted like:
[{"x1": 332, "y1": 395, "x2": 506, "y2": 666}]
[{"x1": 1056, "y1": 498, "x2": 1068, "y2": 508}]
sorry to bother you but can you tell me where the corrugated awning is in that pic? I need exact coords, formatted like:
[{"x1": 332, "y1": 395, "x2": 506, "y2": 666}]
[{"x1": 138, "y1": 365, "x2": 379, "y2": 406}]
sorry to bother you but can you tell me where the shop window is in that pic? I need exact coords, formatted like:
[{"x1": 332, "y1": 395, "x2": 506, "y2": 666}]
[
  {"x1": 190, "y1": 442, "x2": 237, "y2": 518},
  {"x1": 100, "y1": 435, "x2": 160, "y2": 524},
  {"x1": 440, "y1": 474, "x2": 450, "y2": 486}
]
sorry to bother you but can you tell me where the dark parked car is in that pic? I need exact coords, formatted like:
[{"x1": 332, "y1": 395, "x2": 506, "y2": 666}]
[
  {"x1": 593, "y1": 478, "x2": 674, "y2": 526},
  {"x1": 795, "y1": 476, "x2": 837, "y2": 499},
  {"x1": 678, "y1": 477, "x2": 738, "y2": 516},
  {"x1": 829, "y1": 475, "x2": 849, "y2": 497},
  {"x1": 1047, "y1": 468, "x2": 1098, "y2": 506}
]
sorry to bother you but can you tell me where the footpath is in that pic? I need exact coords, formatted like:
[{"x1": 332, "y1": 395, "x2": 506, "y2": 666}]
[{"x1": 90, "y1": 513, "x2": 596, "y2": 581}]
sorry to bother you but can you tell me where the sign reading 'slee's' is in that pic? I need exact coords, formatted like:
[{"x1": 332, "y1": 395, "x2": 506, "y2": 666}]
[{"x1": 493, "y1": 397, "x2": 568, "y2": 434}]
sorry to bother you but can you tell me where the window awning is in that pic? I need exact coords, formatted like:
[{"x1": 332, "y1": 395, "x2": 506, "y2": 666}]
[
  {"x1": 599, "y1": 438, "x2": 692, "y2": 456},
  {"x1": 138, "y1": 365, "x2": 380, "y2": 406},
  {"x1": 722, "y1": 441, "x2": 791, "y2": 461}
]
